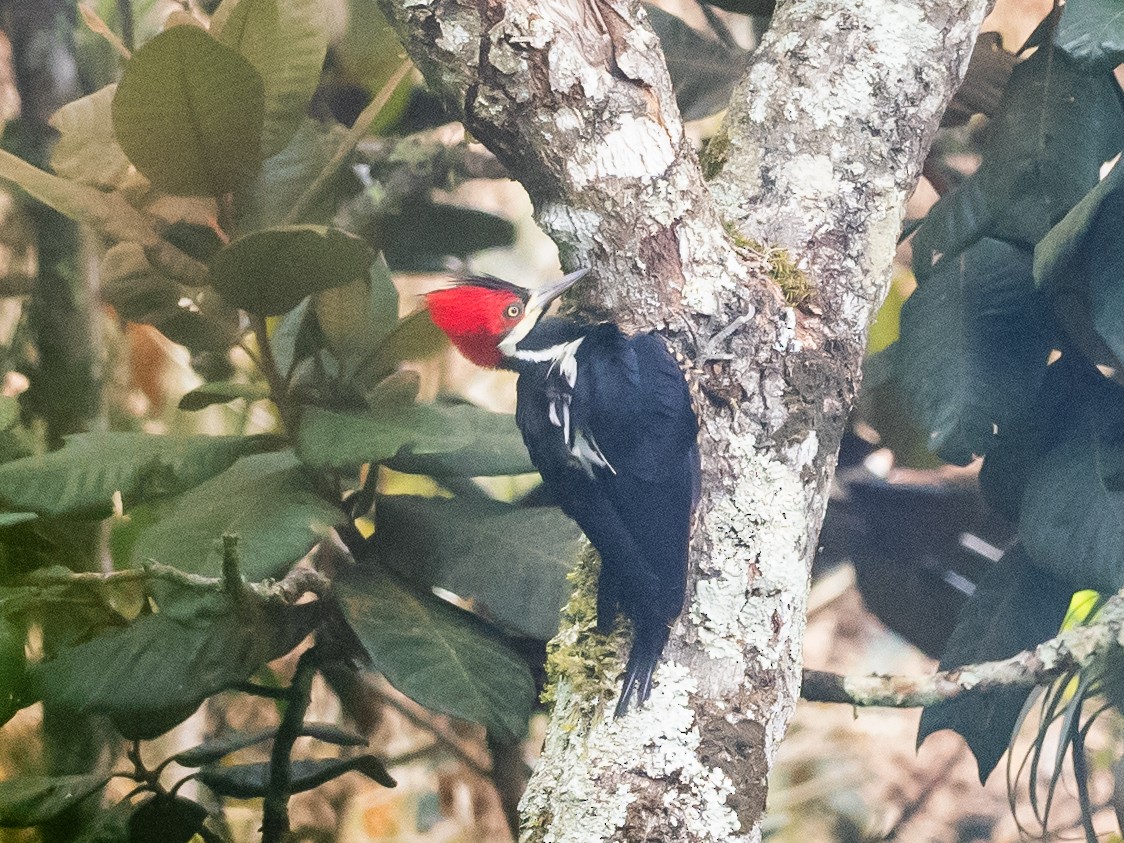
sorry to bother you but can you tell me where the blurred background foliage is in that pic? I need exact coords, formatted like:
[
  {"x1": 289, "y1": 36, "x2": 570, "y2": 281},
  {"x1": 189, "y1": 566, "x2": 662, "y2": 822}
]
[{"x1": 0, "y1": 0, "x2": 1121, "y2": 841}]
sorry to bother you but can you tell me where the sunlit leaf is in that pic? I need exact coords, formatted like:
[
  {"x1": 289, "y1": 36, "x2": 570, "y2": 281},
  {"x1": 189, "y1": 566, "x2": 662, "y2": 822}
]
[
  {"x1": 210, "y1": 225, "x2": 374, "y2": 316},
  {"x1": 359, "y1": 308, "x2": 448, "y2": 384},
  {"x1": 48, "y1": 84, "x2": 131, "y2": 189},
  {"x1": 212, "y1": 0, "x2": 329, "y2": 157},
  {"x1": 337, "y1": 563, "x2": 535, "y2": 741},
  {"x1": 112, "y1": 26, "x2": 265, "y2": 195},
  {"x1": 373, "y1": 495, "x2": 578, "y2": 638}
]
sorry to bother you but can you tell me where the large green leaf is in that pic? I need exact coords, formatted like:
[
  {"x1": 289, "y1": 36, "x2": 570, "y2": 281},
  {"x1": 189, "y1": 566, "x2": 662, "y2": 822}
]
[
  {"x1": 918, "y1": 545, "x2": 1071, "y2": 783},
  {"x1": 1054, "y1": 0, "x2": 1124, "y2": 69},
  {"x1": 644, "y1": 5, "x2": 748, "y2": 121},
  {"x1": 1035, "y1": 156, "x2": 1124, "y2": 364},
  {"x1": 126, "y1": 794, "x2": 208, "y2": 843},
  {"x1": 0, "y1": 433, "x2": 266, "y2": 517},
  {"x1": 112, "y1": 26, "x2": 265, "y2": 195},
  {"x1": 212, "y1": 0, "x2": 329, "y2": 157},
  {"x1": 1019, "y1": 402, "x2": 1124, "y2": 592},
  {"x1": 336, "y1": 563, "x2": 535, "y2": 741},
  {"x1": 0, "y1": 773, "x2": 111, "y2": 827},
  {"x1": 31, "y1": 588, "x2": 320, "y2": 740},
  {"x1": 313, "y1": 255, "x2": 399, "y2": 380},
  {"x1": 297, "y1": 402, "x2": 533, "y2": 475},
  {"x1": 912, "y1": 46, "x2": 1123, "y2": 276},
  {"x1": 178, "y1": 380, "x2": 271, "y2": 411},
  {"x1": 129, "y1": 450, "x2": 341, "y2": 579},
  {"x1": 209, "y1": 225, "x2": 374, "y2": 316},
  {"x1": 372, "y1": 495, "x2": 578, "y2": 639},
  {"x1": 48, "y1": 84, "x2": 131, "y2": 190},
  {"x1": 895, "y1": 239, "x2": 1051, "y2": 465}
]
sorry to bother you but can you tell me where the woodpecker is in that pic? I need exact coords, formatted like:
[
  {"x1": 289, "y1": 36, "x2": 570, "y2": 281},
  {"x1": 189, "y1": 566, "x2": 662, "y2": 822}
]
[{"x1": 426, "y1": 269, "x2": 700, "y2": 716}]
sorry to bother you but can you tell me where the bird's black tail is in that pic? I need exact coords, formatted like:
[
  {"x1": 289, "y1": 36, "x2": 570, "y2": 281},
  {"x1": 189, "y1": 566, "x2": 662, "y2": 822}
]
[{"x1": 614, "y1": 622, "x2": 671, "y2": 717}]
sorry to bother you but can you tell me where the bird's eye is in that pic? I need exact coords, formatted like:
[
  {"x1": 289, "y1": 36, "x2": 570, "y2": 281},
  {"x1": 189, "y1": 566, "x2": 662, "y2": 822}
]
[{"x1": 505, "y1": 303, "x2": 523, "y2": 319}]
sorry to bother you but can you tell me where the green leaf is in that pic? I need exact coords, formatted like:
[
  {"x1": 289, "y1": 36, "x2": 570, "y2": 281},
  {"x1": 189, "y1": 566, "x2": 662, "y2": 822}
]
[
  {"x1": 337, "y1": 563, "x2": 536, "y2": 741},
  {"x1": 912, "y1": 46, "x2": 1124, "y2": 276},
  {"x1": 212, "y1": 0, "x2": 329, "y2": 157},
  {"x1": 314, "y1": 256, "x2": 400, "y2": 380},
  {"x1": 1019, "y1": 402, "x2": 1124, "y2": 592},
  {"x1": 178, "y1": 380, "x2": 271, "y2": 411},
  {"x1": 112, "y1": 26, "x2": 265, "y2": 195},
  {"x1": 127, "y1": 795, "x2": 207, "y2": 843},
  {"x1": 1054, "y1": 0, "x2": 1124, "y2": 69},
  {"x1": 173, "y1": 727, "x2": 277, "y2": 767},
  {"x1": 164, "y1": 221, "x2": 224, "y2": 263},
  {"x1": 895, "y1": 239, "x2": 1051, "y2": 465},
  {"x1": 198, "y1": 755, "x2": 395, "y2": 798},
  {"x1": 100, "y1": 242, "x2": 186, "y2": 323},
  {"x1": 210, "y1": 225, "x2": 374, "y2": 316},
  {"x1": 380, "y1": 200, "x2": 516, "y2": 272},
  {"x1": 48, "y1": 84, "x2": 132, "y2": 190},
  {"x1": 130, "y1": 450, "x2": 342, "y2": 579},
  {"x1": 236, "y1": 118, "x2": 349, "y2": 233},
  {"x1": 270, "y1": 298, "x2": 319, "y2": 379},
  {"x1": 359, "y1": 308, "x2": 448, "y2": 385},
  {"x1": 697, "y1": 0, "x2": 774, "y2": 13},
  {"x1": 372, "y1": 495, "x2": 578, "y2": 639},
  {"x1": 71, "y1": 796, "x2": 134, "y2": 843},
  {"x1": 0, "y1": 513, "x2": 36, "y2": 529},
  {"x1": 0, "y1": 617, "x2": 26, "y2": 726},
  {"x1": 0, "y1": 433, "x2": 268, "y2": 517},
  {"x1": 918, "y1": 545, "x2": 1072, "y2": 782},
  {"x1": 644, "y1": 5, "x2": 748, "y2": 121},
  {"x1": 297, "y1": 402, "x2": 534, "y2": 475},
  {"x1": 0, "y1": 773, "x2": 111, "y2": 827},
  {"x1": 0, "y1": 396, "x2": 16, "y2": 432},
  {"x1": 1035, "y1": 157, "x2": 1124, "y2": 365},
  {"x1": 172, "y1": 722, "x2": 365, "y2": 768},
  {"x1": 31, "y1": 588, "x2": 320, "y2": 740}
]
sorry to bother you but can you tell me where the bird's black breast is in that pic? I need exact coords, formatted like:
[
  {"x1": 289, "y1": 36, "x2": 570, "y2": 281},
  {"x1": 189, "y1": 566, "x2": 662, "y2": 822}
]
[{"x1": 514, "y1": 320, "x2": 699, "y2": 621}]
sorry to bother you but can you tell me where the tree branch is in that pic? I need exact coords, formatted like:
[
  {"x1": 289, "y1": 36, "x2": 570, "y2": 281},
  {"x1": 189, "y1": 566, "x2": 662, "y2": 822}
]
[{"x1": 803, "y1": 589, "x2": 1124, "y2": 708}]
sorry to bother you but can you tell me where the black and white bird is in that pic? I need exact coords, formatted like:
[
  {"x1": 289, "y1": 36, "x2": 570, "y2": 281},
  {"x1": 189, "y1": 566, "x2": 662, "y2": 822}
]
[{"x1": 426, "y1": 269, "x2": 700, "y2": 715}]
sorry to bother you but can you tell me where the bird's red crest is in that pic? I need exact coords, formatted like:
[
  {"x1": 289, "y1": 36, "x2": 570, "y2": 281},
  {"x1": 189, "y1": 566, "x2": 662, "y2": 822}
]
[{"x1": 425, "y1": 284, "x2": 526, "y2": 369}]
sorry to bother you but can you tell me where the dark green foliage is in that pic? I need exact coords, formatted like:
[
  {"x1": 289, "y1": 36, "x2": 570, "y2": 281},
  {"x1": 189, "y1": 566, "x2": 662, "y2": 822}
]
[
  {"x1": 127, "y1": 795, "x2": 208, "y2": 843},
  {"x1": 0, "y1": 773, "x2": 111, "y2": 827},
  {"x1": 911, "y1": 46, "x2": 1124, "y2": 278},
  {"x1": 918, "y1": 546, "x2": 1072, "y2": 782},
  {"x1": 644, "y1": 5, "x2": 749, "y2": 121},
  {"x1": 1054, "y1": 0, "x2": 1124, "y2": 69},
  {"x1": 31, "y1": 586, "x2": 321, "y2": 739},
  {"x1": 336, "y1": 563, "x2": 537, "y2": 742},
  {"x1": 372, "y1": 495, "x2": 578, "y2": 639},
  {"x1": 209, "y1": 226, "x2": 374, "y2": 316},
  {"x1": 894, "y1": 239, "x2": 1051, "y2": 465},
  {"x1": 379, "y1": 200, "x2": 517, "y2": 272},
  {"x1": 197, "y1": 755, "x2": 394, "y2": 798}
]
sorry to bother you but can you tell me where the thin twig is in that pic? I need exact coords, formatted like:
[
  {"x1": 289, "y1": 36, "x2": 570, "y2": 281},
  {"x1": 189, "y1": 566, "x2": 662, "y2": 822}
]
[
  {"x1": 376, "y1": 691, "x2": 492, "y2": 779},
  {"x1": 261, "y1": 647, "x2": 320, "y2": 843}
]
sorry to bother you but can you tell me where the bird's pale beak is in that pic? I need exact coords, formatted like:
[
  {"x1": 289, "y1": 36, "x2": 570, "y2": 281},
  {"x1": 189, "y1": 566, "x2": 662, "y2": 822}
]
[{"x1": 526, "y1": 268, "x2": 589, "y2": 312}]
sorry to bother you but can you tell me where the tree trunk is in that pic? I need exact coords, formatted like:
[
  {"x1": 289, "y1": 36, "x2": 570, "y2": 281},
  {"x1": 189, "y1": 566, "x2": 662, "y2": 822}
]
[{"x1": 377, "y1": 0, "x2": 989, "y2": 839}]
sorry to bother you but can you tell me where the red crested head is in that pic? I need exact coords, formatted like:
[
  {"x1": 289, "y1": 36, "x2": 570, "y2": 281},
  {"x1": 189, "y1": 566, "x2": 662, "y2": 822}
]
[
  {"x1": 425, "y1": 269, "x2": 590, "y2": 369},
  {"x1": 425, "y1": 278, "x2": 528, "y2": 368}
]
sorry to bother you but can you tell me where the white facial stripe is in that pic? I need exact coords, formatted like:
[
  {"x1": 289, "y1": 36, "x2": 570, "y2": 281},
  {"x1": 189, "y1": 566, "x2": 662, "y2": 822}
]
[
  {"x1": 498, "y1": 308, "x2": 544, "y2": 356},
  {"x1": 509, "y1": 336, "x2": 584, "y2": 364}
]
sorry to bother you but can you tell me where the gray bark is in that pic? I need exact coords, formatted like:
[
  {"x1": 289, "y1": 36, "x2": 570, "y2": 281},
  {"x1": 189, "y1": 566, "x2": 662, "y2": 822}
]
[{"x1": 376, "y1": 0, "x2": 989, "y2": 839}]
